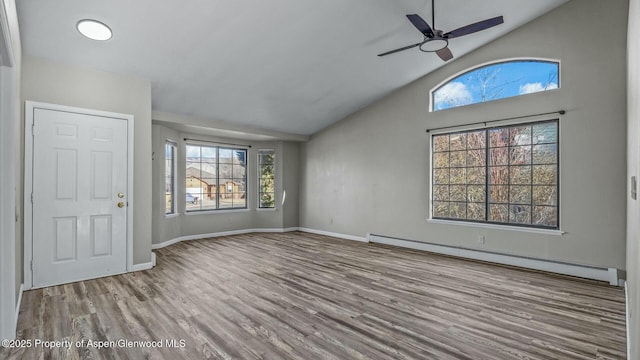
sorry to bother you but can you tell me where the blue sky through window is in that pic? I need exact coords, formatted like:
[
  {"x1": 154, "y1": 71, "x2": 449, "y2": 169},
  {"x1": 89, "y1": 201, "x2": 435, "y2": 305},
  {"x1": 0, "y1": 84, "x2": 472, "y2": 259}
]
[{"x1": 432, "y1": 60, "x2": 559, "y2": 111}]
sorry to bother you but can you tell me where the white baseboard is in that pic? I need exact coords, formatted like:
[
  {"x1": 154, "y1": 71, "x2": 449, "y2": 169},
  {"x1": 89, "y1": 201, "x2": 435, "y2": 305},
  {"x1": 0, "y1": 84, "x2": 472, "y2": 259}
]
[
  {"x1": 131, "y1": 261, "x2": 154, "y2": 272},
  {"x1": 282, "y1": 227, "x2": 300, "y2": 233},
  {"x1": 150, "y1": 229, "x2": 619, "y2": 285},
  {"x1": 625, "y1": 281, "x2": 630, "y2": 360},
  {"x1": 151, "y1": 252, "x2": 156, "y2": 267},
  {"x1": 297, "y1": 227, "x2": 369, "y2": 243},
  {"x1": 151, "y1": 227, "x2": 300, "y2": 250},
  {"x1": 151, "y1": 227, "x2": 368, "y2": 250},
  {"x1": 369, "y1": 234, "x2": 619, "y2": 285},
  {"x1": 14, "y1": 283, "x2": 23, "y2": 336}
]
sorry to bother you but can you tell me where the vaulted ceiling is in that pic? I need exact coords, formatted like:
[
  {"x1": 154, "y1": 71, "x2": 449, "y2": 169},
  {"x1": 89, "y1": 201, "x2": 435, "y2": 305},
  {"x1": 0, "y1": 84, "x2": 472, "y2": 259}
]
[{"x1": 17, "y1": 0, "x2": 568, "y2": 136}]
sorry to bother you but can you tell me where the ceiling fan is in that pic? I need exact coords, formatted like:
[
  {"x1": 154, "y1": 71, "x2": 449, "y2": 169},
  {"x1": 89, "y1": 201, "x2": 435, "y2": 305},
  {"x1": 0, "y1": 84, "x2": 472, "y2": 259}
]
[{"x1": 378, "y1": 0, "x2": 504, "y2": 61}]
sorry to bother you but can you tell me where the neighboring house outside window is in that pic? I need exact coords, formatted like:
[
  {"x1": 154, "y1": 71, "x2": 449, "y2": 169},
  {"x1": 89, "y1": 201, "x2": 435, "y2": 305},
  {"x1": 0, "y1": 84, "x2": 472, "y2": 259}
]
[
  {"x1": 431, "y1": 120, "x2": 559, "y2": 229},
  {"x1": 165, "y1": 141, "x2": 176, "y2": 215},
  {"x1": 258, "y1": 149, "x2": 275, "y2": 209},
  {"x1": 186, "y1": 144, "x2": 247, "y2": 211},
  {"x1": 431, "y1": 59, "x2": 560, "y2": 112}
]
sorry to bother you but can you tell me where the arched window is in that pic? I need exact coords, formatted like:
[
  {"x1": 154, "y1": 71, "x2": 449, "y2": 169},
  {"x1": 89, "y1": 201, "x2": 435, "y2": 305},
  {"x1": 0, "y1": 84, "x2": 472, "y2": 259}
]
[{"x1": 431, "y1": 59, "x2": 560, "y2": 111}]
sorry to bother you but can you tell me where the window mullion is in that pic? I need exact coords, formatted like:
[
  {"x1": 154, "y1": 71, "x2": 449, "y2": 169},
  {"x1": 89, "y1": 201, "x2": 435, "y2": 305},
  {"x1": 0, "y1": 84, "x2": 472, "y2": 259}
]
[
  {"x1": 216, "y1": 147, "x2": 220, "y2": 210},
  {"x1": 484, "y1": 130, "x2": 489, "y2": 222},
  {"x1": 530, "y1": 129, "x2": 534, "y2": 225},
  {"x1": 556, "y1": 122, "x2": 560, "y2": 227},
  {"x1": 464, "y1": 137, "x2": 468, "y2": 220},
  {"x1": 448, "y1": 136, "x2": 452, "y2": 217},
  {"x1": 507, "y1": 144, "x2": 511, "y2": 224},
  {"x1": 199, "y1": 147, "x2": 203, "y2": 211}
]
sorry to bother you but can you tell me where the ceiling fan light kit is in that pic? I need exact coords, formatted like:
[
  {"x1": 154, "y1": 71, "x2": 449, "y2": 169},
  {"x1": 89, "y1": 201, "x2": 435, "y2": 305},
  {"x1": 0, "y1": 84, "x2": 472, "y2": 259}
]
[
  {"x1": 419, "y1": 38, "x2": 448, "y2": 52},
  {"x1": 378, "y1": 0, "x2": 504, "y2": 61}
]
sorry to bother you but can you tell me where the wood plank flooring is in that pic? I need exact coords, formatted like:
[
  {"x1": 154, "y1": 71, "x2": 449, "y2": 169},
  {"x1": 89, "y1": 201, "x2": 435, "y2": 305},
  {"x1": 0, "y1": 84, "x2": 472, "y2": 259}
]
[{"x1": 1, "y1": 232, "x2": 627, "y2": 359}]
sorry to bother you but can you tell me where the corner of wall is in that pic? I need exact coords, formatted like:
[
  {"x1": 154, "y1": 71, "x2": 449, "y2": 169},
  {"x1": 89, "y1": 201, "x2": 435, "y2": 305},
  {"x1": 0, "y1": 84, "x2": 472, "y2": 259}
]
[{"x1": 627, "y1": 0, "x2": 640, "y2": 358}]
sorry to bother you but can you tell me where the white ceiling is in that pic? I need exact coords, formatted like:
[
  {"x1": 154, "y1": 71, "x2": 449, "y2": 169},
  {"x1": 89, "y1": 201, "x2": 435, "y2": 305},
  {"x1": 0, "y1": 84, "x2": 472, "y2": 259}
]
[{"x1": 17, "y1": 0, "x2": 568, "y2": 136}]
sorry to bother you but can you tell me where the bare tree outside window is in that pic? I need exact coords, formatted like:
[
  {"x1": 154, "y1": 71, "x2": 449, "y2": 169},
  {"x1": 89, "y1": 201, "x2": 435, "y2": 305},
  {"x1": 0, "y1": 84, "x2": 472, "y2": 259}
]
[
  {"x1": 432, "y1": 120, "x2": 558, "y2": 229},
  {"x1": 432, "y1": 60, "x2": 560, "y2": 111}
]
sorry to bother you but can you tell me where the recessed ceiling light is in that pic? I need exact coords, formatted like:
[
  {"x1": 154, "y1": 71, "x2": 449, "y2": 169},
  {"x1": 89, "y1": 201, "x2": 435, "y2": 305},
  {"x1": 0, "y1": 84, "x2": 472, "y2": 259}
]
[{"x1": 76, "y1": 19, "x2": 112, "y2": 41}]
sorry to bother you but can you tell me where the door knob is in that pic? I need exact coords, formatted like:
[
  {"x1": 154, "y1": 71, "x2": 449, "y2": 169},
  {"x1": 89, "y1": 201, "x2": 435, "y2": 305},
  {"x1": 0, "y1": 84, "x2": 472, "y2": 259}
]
[
  {"x1": 117, "y1": 192, "x2": 125, "y2": 198},
  {"x1": 117, "y1": 202, "x2": 125, "y2": 208}
]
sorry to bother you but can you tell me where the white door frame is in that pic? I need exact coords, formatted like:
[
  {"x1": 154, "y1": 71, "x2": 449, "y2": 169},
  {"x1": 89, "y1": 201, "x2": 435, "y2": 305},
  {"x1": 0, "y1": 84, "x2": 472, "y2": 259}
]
[
  {"x1": 0, "y1": 57, "x2": 17, "y2": 343},
  {"x1": 23, "y1": 101, "x2": 135, "y2": 290},
  {"x1": 0, "y1": 0, "x2": 18, "y2": 341}
]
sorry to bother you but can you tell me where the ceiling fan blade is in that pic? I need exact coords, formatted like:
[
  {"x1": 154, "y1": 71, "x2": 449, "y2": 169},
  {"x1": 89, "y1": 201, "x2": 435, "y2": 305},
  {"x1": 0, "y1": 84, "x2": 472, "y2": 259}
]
[
  {"x1": 378, "y1": 42, "x2": 422, "y2": 57},
  {"x1": 406, "y1": 14, "x2": 434, "y2": 37},
  {"x1": 436, "y1": 47, "x2": 454, "y2": 61},
  {"x1": 444, "y1": 16, "x2": 504, "y2": 39}
]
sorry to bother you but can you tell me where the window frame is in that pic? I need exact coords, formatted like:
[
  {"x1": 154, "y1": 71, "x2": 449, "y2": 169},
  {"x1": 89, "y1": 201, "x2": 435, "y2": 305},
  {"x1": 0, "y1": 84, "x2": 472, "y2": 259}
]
[
  {"x1": 185, "y1": 143, "x2": 248, "y2": 212},
  {"x1": 257, "y1": 149, "x2": 276, "y2": 209},
  {"x1": 428, "y1": 118, "x2": 560, "y2": 231},
  {"x1": 430, "y1": 58, "x2": 561, "y2": 112},
  {"x1": 165, "y1": 140, "x2": 177, "y2": 216}
]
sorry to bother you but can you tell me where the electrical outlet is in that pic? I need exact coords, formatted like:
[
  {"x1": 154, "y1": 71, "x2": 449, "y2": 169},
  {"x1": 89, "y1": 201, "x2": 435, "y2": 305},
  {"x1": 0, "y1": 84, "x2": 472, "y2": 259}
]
[{"x1": 478, "y1": 235, "x2": 485, "y2": 244}]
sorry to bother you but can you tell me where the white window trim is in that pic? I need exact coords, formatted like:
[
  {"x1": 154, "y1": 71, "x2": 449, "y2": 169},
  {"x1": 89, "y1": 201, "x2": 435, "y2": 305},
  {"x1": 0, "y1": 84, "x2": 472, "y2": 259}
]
[
  {"x1": 427, "y1": 218, "x2": 564, "y2": 235},
  {"x1": 427, "y1": 113, "x2": 563, "y2": 137},
  {"x1": 428, "y1": 115, "x2": 562, "y2": 232},
  {"x1": 185, "y1": 208, "x2": 250, "y2": 216},
  {"x1": 165, "y1": 140, "x2": 177, "y2": 216},
  {"x1": 185, "y1": 143, "x2": 248, "y2": 212}
]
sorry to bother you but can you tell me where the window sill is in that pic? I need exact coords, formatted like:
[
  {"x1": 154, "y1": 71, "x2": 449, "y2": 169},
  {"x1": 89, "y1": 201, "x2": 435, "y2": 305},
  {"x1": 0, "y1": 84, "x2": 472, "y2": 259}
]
[
  {"x1": 427, "y1": 218, "x2": 565, "y2": 236},
  {"x1": 186, "y1": 208, "x2": 250, "y2": 216},
  {"x1": 256, "y1": 207, "x2": 277, "y2": 212},
  {"x1": 165, "y1": 213, "x2": 179, "y2": 219}
]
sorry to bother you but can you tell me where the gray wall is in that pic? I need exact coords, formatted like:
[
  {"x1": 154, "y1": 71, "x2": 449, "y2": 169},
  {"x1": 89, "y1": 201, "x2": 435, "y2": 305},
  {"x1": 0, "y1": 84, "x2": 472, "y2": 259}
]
[
  {"x1": 151, "y1": 125, "x2": 182, "y2": 244},
  {"x1": 151, "y1": 124, "x2": 300, "y2": 245},
  {"x1": 21, "y1": 56, "x2": 153, "y2": 265},
  {"x1": 299, "y1": 0, "x2": 628, "y2": 270},
  {"x1": 283, "y1": 141, "x2": 300, "y2": 228},
  {"x1": 627, "y1": 0, "x2": 639, "y2": 357}
]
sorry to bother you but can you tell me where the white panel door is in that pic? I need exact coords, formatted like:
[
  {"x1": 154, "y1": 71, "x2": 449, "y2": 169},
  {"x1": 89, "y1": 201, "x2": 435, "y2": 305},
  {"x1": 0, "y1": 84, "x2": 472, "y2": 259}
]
[{"x1": 32, "y1": 108, "x2": 128, "y2": 288}]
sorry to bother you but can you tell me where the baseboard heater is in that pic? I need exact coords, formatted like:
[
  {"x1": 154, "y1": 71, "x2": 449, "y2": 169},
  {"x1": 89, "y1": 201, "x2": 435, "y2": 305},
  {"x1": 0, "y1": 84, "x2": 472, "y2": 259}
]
[{"x1": 368, "y1": 234, "x2": 620, "y2": 286}]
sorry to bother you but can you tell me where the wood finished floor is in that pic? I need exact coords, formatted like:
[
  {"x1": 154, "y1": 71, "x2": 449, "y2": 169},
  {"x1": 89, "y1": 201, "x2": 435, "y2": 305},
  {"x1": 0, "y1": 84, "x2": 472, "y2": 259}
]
[{"x1": 1, "y1": 232, "x2": 626, "y2": 359}]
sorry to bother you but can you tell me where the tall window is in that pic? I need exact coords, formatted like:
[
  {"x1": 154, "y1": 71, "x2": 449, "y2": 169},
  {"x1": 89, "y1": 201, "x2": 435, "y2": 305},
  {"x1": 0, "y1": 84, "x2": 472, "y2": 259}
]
[
  {"x1": 185, "y1": 144, "x2": 247, "y2": 211},
  {"x1": 258, "y1": 149, "x2": 275, "y2": 208},
  {"x1": 165, "y1": 141, "x2": 176, "y2": 214},
  {"x1": 432, "y1": 60, "x2": 559, "y2": 111},
  {"x1": 431, "y1": 120, "x2": 559, "y2": 229}
]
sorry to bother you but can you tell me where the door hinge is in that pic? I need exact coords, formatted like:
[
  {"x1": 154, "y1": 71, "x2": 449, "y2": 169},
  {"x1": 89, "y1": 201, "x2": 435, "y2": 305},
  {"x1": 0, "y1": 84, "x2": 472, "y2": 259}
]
[
  {"x1": 30, "y1": 260, "x2": 33, "y2": 271},
  {"x1": 31, "y1": 192, "x2": 34, "y2": 203},
  {"x1": 31, "y1": 123, "x2": 35, "y2": 137}
]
